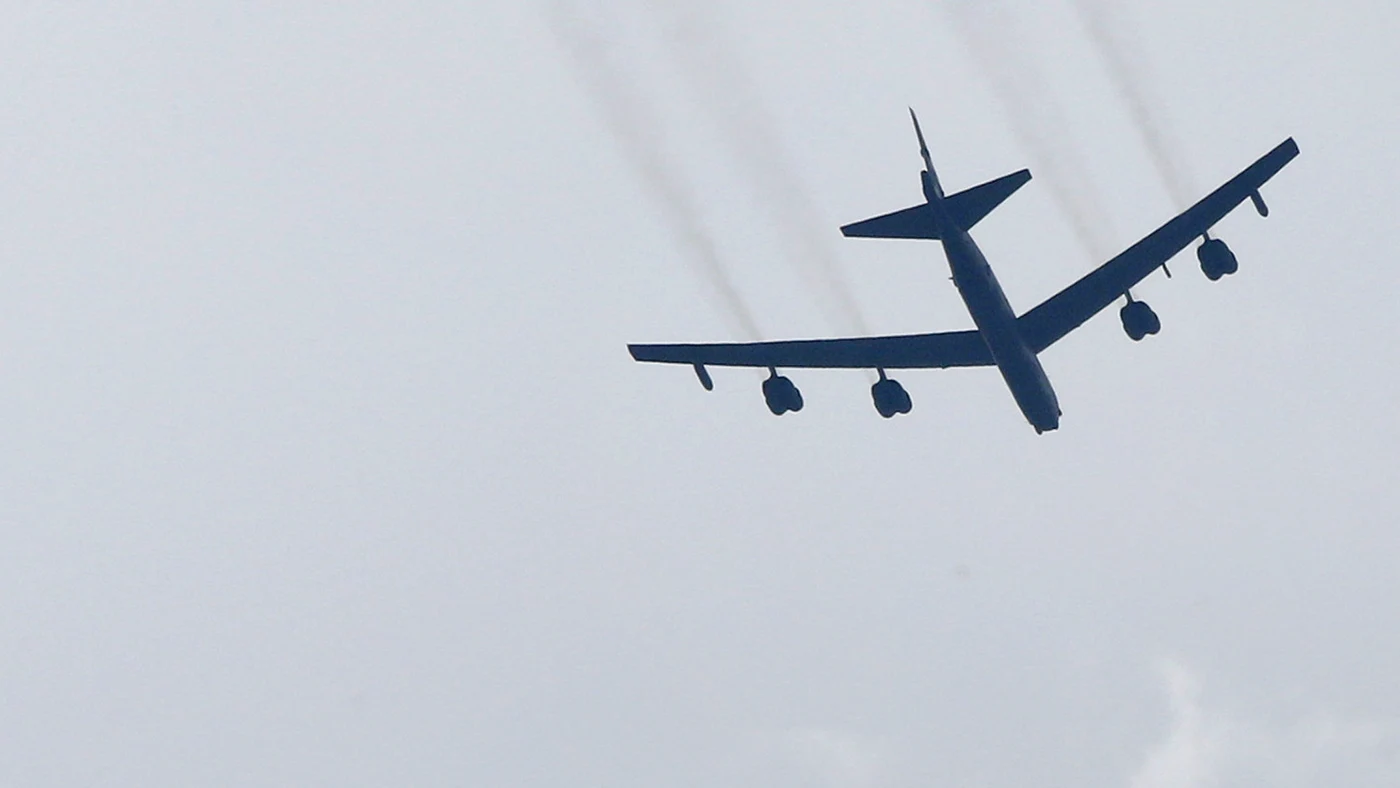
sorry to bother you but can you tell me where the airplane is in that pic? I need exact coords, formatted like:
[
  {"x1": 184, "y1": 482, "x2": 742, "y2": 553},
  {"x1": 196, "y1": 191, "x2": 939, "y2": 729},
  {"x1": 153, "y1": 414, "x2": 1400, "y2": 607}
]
[{"x1": 629, "y1": 110, "x2": 1299, "y2": 433}]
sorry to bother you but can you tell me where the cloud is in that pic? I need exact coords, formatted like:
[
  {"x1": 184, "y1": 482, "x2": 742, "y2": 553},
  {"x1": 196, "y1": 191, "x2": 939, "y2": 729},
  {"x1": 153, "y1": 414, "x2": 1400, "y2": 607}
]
[
  {"x1": 1128, "y1": 660, "x2": 1225, "y2": 788},
  {"x1": 778, "y1": 726, "x2": 886, "y2": 788},
  {"x1": 1129, "y1": 659, "x2": 1400, "y2": 788}
]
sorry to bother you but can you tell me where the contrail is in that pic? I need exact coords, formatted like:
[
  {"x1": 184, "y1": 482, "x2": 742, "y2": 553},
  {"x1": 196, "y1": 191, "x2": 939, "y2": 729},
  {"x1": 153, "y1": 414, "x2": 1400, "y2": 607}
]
[
  {"x1": 1070, "y1": 0, "x2": 1197, "y2": 209},
  {"x1": 944, "y1": 0, "x2": 1118, "y2": 262},
  {"x1": 544, "y1": 0, "x2": 762, "y2": 339},
  {"x1": 644, "y1": 3, "x2": 871, "y2": 336}
]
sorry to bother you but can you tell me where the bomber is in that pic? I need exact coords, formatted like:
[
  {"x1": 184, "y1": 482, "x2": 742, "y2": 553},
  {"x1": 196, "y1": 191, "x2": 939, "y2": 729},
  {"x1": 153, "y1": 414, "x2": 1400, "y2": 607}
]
[{"x1": 629, "y1": 110, "x2": 1298, "y2": 433}]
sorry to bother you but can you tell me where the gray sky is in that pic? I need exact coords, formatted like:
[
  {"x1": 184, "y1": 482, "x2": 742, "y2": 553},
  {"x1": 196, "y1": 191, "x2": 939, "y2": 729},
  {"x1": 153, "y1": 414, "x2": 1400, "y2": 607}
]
[{"x1": 0, "y1": 1, "x2": 1397, "y2": 785}]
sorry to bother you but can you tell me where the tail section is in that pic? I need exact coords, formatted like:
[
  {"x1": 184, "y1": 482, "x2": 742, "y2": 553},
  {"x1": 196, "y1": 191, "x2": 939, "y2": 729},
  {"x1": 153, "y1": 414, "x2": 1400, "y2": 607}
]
[
  {"x1": 840, "y1": 168, "x2": 1032, "y2": 240},
  {"x1": 841, "y1": 108, "x2": 1030, "y2": 240}
]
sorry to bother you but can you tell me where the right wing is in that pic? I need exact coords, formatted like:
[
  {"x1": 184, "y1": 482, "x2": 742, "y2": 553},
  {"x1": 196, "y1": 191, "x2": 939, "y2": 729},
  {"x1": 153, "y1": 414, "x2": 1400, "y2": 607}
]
[
  {"x1": 1018, "y1": 138, "x2": 1299, "y2": 352},
  {"x1": 629, "y1": 329, "x2": 994, "y2": 369}
]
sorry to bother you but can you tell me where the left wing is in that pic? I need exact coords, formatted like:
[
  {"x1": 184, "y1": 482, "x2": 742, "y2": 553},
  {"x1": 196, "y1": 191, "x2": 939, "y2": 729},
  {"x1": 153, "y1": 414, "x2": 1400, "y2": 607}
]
[
  {"x1": 629, "y1": 329, "x2": 994, "y2": 369},
  {"x1": 1018, "y1": 138, "x2": 1299, "y2": 352}
]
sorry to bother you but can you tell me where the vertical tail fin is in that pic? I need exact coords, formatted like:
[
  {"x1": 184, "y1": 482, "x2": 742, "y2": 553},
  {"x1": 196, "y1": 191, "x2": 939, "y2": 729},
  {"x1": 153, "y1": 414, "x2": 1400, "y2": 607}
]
[{"x1": 910, "y1": 108, "x2": 942, "y2": 199}]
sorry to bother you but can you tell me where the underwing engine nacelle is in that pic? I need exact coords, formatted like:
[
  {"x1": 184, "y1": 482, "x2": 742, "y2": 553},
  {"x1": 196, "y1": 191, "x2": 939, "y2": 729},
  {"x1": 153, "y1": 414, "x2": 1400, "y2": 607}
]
[
  {"x1": 871, "y1": 371, "x2": 912, "y2": 418},
  {"x1": 1197, "y1": 236, "x2": 1239, "y2": 281},
  {"x1": 762, "y1": 369, "x2": 803, "y2": 415},
  {"x1": 1120, "y1": 298, "x2": 1161, "y2": 341}
]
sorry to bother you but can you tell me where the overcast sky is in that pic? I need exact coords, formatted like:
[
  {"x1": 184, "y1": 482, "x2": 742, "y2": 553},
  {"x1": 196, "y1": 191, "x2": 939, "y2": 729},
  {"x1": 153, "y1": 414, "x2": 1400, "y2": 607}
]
[{"x1": 0, "y1": 1, "x2": 1396, "y2": 785}]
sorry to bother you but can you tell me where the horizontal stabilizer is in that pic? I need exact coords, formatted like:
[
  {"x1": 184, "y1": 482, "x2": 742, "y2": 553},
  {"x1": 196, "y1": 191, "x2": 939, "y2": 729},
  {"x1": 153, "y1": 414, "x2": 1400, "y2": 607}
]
[
  {"x1": 948, "y1": 169, "x2": 1031, "y2": 231},
  {"x1": 840, "y1": 203, "x2": 937, "y2": 239},
  {"x1": 840, "y1": 168, "x2": 1031, "y2": 240}
]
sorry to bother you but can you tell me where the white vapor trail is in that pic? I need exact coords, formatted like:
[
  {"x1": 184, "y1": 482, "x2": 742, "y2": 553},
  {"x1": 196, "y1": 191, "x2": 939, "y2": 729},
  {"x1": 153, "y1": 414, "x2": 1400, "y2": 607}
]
[
  {"x1": 645, "y1": 3, "x2": 871, "y2": 336},
  {"x1": 944, "y1": 0, "x2": 1119, "y2": 262},
  {"x1": 544, "y1": 0, "x2": 762, "y2": 339},
  {"x1": 1070, "y1": 0, "x2": 1197, "y2": 209}
]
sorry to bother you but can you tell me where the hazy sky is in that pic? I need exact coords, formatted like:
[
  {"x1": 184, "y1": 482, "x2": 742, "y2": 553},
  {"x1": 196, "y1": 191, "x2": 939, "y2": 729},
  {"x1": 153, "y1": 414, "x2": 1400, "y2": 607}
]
[{"x1": 0, "y1": 1, "x2": 1397, "y2": 785}]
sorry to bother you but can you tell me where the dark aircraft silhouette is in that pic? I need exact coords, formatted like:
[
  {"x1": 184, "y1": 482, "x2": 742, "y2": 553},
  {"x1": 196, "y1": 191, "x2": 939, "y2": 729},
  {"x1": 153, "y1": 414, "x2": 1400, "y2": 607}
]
[{"x1": 629, "y1": 110, "x2": 1299, "y2": 433}]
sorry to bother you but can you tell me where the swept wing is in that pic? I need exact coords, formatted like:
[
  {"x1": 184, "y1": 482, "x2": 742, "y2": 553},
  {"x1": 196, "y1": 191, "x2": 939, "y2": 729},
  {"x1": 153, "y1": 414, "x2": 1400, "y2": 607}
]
[
  {"x1": 1018, "y1": 138, "x2": 1299, "y2": 352},
  {"x1": 628, "y1": 329, "x2": 994, "y2": 370}
]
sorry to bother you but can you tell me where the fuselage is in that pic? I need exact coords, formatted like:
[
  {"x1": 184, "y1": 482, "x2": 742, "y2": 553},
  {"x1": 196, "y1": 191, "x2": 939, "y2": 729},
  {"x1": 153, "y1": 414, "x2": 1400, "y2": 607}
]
[{"x1": 923, "y1": 171, "x2": 1061, "y2": 433}]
